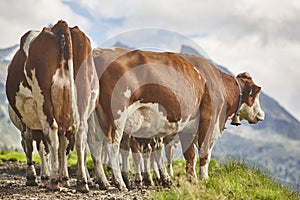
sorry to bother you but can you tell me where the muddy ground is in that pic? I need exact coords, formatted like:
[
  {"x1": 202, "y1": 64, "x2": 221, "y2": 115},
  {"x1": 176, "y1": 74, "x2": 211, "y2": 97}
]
[{"x1": 0, "y1": 162, "x2": 156, "y2": 200}]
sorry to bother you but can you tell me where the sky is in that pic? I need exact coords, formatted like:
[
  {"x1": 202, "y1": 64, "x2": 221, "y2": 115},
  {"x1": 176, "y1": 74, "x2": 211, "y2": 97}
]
[{"x1": 1, "y1": 0, "x2": 300, "y2": 120}]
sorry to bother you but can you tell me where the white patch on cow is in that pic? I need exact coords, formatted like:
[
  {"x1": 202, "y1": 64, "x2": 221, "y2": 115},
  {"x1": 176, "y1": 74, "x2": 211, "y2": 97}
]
[
  {"x1": 115, "y1": 101, "x2": 192, "y2": 139},
  {"x1": 24, "y1": 69, "x2": 48, "y2": 130},
  {"x1": 123, "y1": 87, "x2": 131, "y2": 99},
  {"x1": 15, "y1": 82, "x2": 42, "y2": 130},
  {"x1": 200, "y1": 143, "x2": 214, "y2": 179},
  {"x1": 239, "y1": 93, "x2": 265, "y2": 123},
  {"x1": 23, "y1": 30, "x2": 40, "y2": 57}
]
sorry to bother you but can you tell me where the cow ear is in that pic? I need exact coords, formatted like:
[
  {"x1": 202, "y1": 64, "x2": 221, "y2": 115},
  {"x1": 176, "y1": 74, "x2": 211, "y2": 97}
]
[{"x1": 237, "y1": 72, "x2": 252, "y2": 79}]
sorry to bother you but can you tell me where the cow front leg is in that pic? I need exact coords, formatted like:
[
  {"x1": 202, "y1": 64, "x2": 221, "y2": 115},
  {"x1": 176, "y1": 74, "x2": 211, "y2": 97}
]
[
  {"x1": 76, "y1": 121, "x2": 89, "y2": 193},
  {"x1": 199, "y1": 142, "x2": 215, "y2": 179},
  {"x1": 155, "y1": 146, "x2": 172, "y2": 187},
  {"x1": 21, "y1": 129, "x2": 38, "y2": 186},
  {"x1": 142, "y1": 144, "x2": 154, "y2": 187},
  {"x1": 165, "y1": 144, "x2": 174, "y2": 178},
  {"x1": 179, "y1": 132, "x2": 197, "y2": 181}
]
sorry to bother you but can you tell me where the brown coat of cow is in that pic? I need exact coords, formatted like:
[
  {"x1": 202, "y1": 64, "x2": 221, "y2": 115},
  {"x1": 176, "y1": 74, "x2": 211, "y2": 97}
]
[
  {"x1": 6, "y1": 20, "x2": 99, "y2": 193},
  {"x1": 89, "y1": 48, "x2": 264, "y2": 190}
]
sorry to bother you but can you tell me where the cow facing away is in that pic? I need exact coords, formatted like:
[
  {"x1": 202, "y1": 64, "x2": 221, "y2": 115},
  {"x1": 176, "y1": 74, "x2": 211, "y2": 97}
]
[
  {"x1": 6, "y1": 20, "x2": 99, "y2": 193},
  {"x1": 89, "y1": 48, "x2": 264, "y2": 191}
]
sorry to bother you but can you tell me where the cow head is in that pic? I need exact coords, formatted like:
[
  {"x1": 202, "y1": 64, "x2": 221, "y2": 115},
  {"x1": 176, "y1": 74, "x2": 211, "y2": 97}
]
[{"x1": 237, "y1": 72, "x2": 265, "y2": 124}]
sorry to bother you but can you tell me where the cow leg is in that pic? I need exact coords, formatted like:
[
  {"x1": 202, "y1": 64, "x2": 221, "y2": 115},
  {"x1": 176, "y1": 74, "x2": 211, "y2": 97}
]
[
  {"x1": 87, "y1": 117, "x2": 110, "y2": 190},
  {"x1": 200, "y1": 142, "x2": 215, "y2": 179},
  {"x1": 45, "y1": 122, "x2": 60, "y2": 191},
  {"x1": 150, "y1": 151, "x2": 160, "y2": 185},
  {"x1": 130, "y1": 138, "x2": 143, "y2": 188},
  {"x1": 155, "y1": 145, "x2": 172, "y2": 187},
  {"x1": 142, "y1": 143, "x2": 154, "y2": 187},
  {"x1": 106, "y1": 128, "x2": 127, "y2": 191},
  {"x1": 179, "y1": 132, "x2": 197, "y2": 181},
  {"x1": 58, "y1": 132, "x2": 70, "y2": 188},
  {"x1": 76, "y1": 121, "x2": 89, "y2": 193},
  {"x1": 120, "y1": 134, "x2": 131, "y2": 190},
  {"x1": 165, "y1": 144, "x2": 174, "y2": 178},
  {"x1": 21, "y1": 129, "x2": 38, "y2": 186},
  {"x1": 36, "y1": 138, "x2": 50, "y2": 188}
]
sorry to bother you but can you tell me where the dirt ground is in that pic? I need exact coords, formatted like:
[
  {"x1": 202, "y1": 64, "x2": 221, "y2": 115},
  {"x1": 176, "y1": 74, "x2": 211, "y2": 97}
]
[{"x1": 0, "y1": 162, "x2": 153, "y2": 200}]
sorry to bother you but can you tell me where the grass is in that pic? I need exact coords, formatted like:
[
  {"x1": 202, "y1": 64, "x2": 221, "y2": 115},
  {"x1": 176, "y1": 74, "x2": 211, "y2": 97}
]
[
  {"x1": 152, "y1": 159, "x2": 300, "y2": 200},
  {"x1": 0, "y1": 150, "x2": 299, "y2": 199},
  {"x1": 0, "y1": 150, "x2": 94, "y2": 169}
]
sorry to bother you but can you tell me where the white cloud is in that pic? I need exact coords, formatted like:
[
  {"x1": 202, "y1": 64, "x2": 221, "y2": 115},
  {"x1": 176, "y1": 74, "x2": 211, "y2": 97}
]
[{"x1": 0, "y1": 0, "x2": 90, "y2": 47}]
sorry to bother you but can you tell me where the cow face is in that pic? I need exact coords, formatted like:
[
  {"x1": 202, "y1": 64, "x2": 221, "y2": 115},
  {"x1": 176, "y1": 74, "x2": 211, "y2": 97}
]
[{"x1": 237, "y1": 72, "x2": 265, "y2": 124}]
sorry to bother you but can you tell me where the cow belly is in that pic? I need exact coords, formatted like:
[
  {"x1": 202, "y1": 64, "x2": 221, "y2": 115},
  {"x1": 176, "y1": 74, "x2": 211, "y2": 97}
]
[
  {"x1": 15, "y1": 84, "x2": 42, "y2": 130},
  {"x1": 118, "y1": 101, "x2": 191, "y2": 138}
]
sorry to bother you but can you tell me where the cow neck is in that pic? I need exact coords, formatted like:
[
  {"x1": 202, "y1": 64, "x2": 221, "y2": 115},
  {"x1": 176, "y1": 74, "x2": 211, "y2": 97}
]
[{"x1": 233, "y1": 77, "x2": 243, "y2": 117}]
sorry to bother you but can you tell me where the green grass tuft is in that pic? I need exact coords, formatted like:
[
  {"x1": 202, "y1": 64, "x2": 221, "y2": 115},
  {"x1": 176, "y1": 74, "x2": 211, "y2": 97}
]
[{"x1": 152, "y1": 158, "x2": 300, "y2": 200}]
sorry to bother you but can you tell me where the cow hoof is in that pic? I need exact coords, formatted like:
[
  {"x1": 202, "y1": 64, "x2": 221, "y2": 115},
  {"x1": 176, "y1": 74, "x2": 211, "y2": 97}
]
[
  {"x1": 122, "y1": 172, "x2": 131, "y2": 190},
  {"x1": 187, "y1": 174, "x2": 198, "y2": 183},
  {"x1": 47, "y1": 179, "x2": 60, "y2": 191},
  {"x1": 95, "y1": 180, "x2": 110, "y2": 190},
  {"x1": 162, "y1": 177, "x2": 173, "y2": 187},
  {"x1": 132, "y1": 179, "x2": 142, "y2": 189},
  {"x1": 26, "y1": 179, "x2": 38, "y2": 186},
  {"x1": 76, "y1": 179, "x2": 89, "y2": 193},
  {"x1": 143, "y1": 178, "x2": 154, "y2": 187},
  {"x1": 114, "y1": 181, "x2": 128, "y2": 192},
  {"x1": 60, "y1": 179, "x2": 71, "y2": 188},
  {"x1": 39, "y1": 176, "x2": 49, "y2": 188},
  {"x1": 25, "y1": 175, "x2": 38, "y2": 186}
]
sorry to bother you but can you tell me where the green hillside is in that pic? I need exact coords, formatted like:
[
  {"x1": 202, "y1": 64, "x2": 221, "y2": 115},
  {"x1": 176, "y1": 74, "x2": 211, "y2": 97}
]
[{"x1": 151, "y1": 159, "x2": 300, "y2": 200}]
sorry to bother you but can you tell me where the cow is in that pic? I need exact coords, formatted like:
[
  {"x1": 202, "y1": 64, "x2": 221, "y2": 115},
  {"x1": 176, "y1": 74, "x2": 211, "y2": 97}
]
[
  {"x1": 89, "y1": 47, "x2": 264, "y2": 191},
  {"x1": 6, "y1": 20, "x2": 99, "y2": 193}
]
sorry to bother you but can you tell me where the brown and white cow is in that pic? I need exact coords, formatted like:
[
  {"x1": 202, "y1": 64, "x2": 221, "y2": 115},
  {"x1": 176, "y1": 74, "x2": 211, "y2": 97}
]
[
  {"x1": 89, "y1": 48, "x2": 264, "y2": 190},
  {"x1": 6, "y1": 20, "x2": 99, "y2": 192}
]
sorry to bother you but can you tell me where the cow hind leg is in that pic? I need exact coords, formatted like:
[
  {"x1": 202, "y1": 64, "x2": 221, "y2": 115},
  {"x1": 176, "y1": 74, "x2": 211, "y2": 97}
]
[
  {"x1": 36, "y1": 138, "x2": 50, "y2": 188},
  {"x1": 22, "y1": 130, "x2": 38, "y2": 186},
  {"x1": 58, "y1": 132, "x2": 70, "y2": 188},
  {"x1": 120, "y1": 134, "x2": 131, "y2": 190},
  {"x1": 76, "y1": 122, "x2": 89, "y2": 193},
  {"x1": 45, "y1": 122, "x2": 61, "y2": 191}
]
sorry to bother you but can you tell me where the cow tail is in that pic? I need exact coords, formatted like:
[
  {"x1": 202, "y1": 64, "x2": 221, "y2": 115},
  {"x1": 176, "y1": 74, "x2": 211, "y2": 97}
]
[{"x1": 56, "y1": 20, "x2": 79, "y2": 132}]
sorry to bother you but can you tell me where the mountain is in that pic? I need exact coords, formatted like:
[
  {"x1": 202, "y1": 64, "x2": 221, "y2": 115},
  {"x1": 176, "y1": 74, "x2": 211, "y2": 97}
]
[
  {"x1": 0, "y1": 43, "x2": 299, "y2": 190},
  {"x1": 0, "y1": 45, "x2": 18, "y2": 64},
  {"x1": 0, "y1": 59, "x2": 22, "y2": 151}
]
